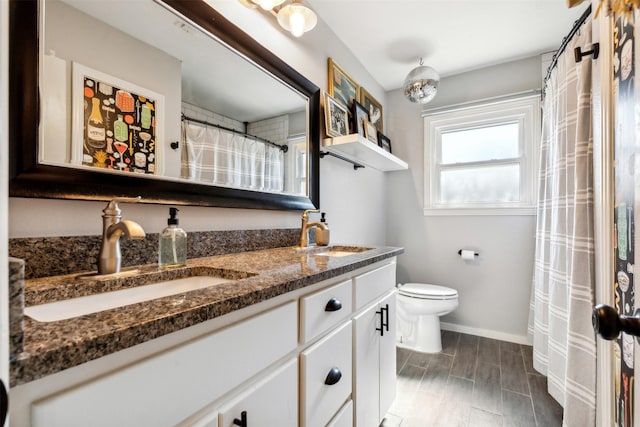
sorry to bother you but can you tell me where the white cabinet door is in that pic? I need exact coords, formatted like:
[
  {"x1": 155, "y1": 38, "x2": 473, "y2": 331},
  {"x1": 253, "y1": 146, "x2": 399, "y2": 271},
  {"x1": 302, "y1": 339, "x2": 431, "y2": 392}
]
[
  {"x1": 353, "y1": 290, "x2": 397, "y2": 427},
  {"x1": 218, "y1": 358, "x2": 298, "y2": 427},
  {"x1": 353, "y1": 301, "x2": 380, "y2": 427},
  {"x1": 378, "y1": 291, "x2": 397, "y2": 421}
]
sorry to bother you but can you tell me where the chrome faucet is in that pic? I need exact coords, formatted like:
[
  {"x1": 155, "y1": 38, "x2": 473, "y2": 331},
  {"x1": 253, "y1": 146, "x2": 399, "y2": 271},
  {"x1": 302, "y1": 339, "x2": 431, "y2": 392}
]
[
  {"x1": 299, "y1": 209, "x2": 329, "y2": 247},
  {"x1": 98, "y1": 197, "x2": 146, "y2": 275}
]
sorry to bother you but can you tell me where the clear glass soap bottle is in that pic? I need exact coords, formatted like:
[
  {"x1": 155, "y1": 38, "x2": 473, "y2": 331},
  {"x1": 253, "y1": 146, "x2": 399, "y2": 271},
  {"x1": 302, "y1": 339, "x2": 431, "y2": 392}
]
[{"x1": 159, "y1": 207, "x2": 187, "y2": 269}]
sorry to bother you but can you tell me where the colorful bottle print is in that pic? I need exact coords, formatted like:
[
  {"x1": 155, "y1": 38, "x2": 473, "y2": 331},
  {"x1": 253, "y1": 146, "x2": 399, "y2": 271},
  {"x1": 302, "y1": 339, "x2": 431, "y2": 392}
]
[
  {"x1": 114, "y1": 114, "x2": 128, "y2": 142},
  {"x1": 87, "y1": 97, "x2": 106, "y2": 147},
  {"x1": 141, "y1": 104, "x2": 151, "y2": 129}
]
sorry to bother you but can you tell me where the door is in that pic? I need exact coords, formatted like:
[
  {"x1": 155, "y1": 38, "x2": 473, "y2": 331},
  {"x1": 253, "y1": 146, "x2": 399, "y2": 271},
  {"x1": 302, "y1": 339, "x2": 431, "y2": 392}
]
[
  {"x1": 593, "y1": 9, "x2": 640, "y2": 427},
  {"x1": 611, "y1": 11, "x2": 637, "y2": 427},
  {"x1": 0, "y1": 0, "x2": 10, "y2": 424}
]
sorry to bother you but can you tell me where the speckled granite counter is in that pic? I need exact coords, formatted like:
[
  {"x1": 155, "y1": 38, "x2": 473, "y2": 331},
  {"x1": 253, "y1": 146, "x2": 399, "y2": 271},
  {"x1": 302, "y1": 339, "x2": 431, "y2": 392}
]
[{"x1": 11, "y1": 245, "x2": 402, "y2": 386}]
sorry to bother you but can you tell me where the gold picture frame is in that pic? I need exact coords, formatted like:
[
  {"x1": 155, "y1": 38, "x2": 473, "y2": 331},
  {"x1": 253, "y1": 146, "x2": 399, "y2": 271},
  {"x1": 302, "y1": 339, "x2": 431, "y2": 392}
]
[
  {"x1": 360, "y1": 87, "x2": 383, "y2": 132},
  {"x1": 328, "y1": 57, "x2": 359, "y2": 109}
]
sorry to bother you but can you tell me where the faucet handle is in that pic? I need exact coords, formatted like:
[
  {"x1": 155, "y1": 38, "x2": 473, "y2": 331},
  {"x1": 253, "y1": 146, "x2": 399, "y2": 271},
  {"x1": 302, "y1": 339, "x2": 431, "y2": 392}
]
[{"x1": 103, "y1": 196, "x2": 142, "y2": 216}]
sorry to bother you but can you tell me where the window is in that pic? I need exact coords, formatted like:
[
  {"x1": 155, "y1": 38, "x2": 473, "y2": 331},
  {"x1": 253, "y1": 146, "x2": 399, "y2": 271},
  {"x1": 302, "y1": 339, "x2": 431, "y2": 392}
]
[{"x1": 424, "y1": 96, "x2": 540, "y2": 215}]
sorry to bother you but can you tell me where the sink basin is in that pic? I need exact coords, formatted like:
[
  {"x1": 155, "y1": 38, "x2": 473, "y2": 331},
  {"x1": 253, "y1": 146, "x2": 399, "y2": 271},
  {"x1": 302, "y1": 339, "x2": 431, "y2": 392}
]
[{"x1": 25, "y1": 275, "x2": 236, "y2": 322}]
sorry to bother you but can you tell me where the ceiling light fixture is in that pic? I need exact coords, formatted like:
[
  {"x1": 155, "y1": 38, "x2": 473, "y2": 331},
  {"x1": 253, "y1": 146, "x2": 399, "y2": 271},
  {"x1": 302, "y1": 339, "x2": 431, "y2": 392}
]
[
  {"x1": 403, "y1": 59, "x2": 440, "y2": 104},
  {"x1": 277, "y1": 2, "x2": 317, "y2": 37},
  {"x1": 239, "y1": 0, "x2": 317, "y2": 37},
  {"x1": 256, "y1": 0, "x2": 286, "y2": 10}
]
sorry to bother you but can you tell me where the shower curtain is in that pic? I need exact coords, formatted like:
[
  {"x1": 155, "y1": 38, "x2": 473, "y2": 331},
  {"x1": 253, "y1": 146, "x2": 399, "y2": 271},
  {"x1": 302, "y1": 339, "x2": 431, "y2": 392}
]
[
  {"x1": 529, "y1": 20, "x2": 596, "y2": 427},
  {"x1": 181, "y1": 122, "x2": 284, "y2": 192}
]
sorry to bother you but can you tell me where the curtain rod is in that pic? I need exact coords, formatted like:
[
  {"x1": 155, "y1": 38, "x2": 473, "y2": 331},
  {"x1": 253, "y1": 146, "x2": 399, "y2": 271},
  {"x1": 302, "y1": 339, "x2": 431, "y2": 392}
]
[
  {"x1": 543, "y1": 4, "x2": 592, "y2": 88},
  {"x1": 181, "y1": 114, "x2": 288, "y2": 152}
]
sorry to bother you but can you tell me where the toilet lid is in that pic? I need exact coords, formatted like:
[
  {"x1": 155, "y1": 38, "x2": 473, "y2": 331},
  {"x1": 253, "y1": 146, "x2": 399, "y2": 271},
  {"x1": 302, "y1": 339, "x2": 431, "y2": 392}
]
[{"x1": 398, "y1": 283, "x2": 458, "y2": 299}]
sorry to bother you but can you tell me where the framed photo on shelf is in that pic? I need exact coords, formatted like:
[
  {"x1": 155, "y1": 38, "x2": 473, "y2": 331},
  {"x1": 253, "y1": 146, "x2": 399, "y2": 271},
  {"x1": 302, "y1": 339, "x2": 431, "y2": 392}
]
[
  {"x1": 378, "y1": 131, "x2": 392, "y2": 153},
  {"x1": 324, "y1": 92, "x2": 349, "y2": 138},
  {"x1": 360, "y1": 87, "x2": 383, "y2": 132},
  {"x1": 328, "y1": 57, "x2": 359, "y2": 109},
  {"x1": 363, "y1": 120, "x2": 378, "y2": 145},
  {"x1": 351, "y1": 101, "x2": 369, "y2": 137}
]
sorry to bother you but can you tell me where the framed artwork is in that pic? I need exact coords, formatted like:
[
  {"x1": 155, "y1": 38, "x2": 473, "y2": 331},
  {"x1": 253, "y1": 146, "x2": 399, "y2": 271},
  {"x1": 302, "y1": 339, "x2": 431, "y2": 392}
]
[
  {"x1": 72, "y1": 62, "x2": 164, "y2": 175},
  {"x1": 363, "y1": 120, "x2": 378, "y2": 145},
  {"x1": 324, "y1": 92, "x2": 349, "y2": 138},
  {"x1": 360, "y1": 87, "x2": 383, "y2": 132},
  {"x1": 377, "y1": 131, "x2": 392, "y2": 153},
  {"x1": 351, "y1": 101, "x2": 369, "y2": 137},
  {"x1": 328, "y1": 57, "x2": 359, "y2": 109}
]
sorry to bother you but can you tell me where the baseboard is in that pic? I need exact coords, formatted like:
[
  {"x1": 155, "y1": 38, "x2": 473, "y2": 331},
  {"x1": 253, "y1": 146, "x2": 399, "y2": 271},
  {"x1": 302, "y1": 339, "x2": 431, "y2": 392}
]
[{"x1": 440, "y1": 322, "x2": 532, "y2": 345}]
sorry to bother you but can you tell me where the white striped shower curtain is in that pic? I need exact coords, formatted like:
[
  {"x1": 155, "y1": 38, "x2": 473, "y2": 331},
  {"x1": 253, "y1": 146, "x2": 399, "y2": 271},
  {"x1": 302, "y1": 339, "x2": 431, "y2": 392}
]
[
  {"x1": 181, "y1": 122, "x2": 284, "y2": 192},
  {"x1": 529, "y1": 20, "x2": 596, "y2": 427}
]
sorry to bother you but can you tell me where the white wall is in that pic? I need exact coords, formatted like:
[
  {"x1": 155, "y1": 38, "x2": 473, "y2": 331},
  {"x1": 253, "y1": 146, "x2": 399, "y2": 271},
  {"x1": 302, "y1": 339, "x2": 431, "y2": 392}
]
[
  {"x1": 9, "y1": 1, "x2": 388, "y2": 249},
  {"x1": 385, "y1": 57, "x2": 542, "y2": 343}
]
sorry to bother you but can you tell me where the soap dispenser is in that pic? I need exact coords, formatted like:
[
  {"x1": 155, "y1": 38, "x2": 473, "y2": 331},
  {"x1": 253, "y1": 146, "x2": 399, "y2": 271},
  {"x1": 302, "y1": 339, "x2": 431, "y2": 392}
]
[
  {"x1": 316, "y1": 212, "x2": 330, "y2": 246},
  {"x1": 159, "y1": 207, "x2": 187, "y2": 269}
]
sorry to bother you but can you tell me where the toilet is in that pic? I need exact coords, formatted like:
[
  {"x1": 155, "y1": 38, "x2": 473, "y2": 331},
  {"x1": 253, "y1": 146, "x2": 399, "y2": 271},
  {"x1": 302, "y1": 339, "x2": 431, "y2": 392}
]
[{"x1": 396, "y1": 283, "x2": 459, "y2": 353}]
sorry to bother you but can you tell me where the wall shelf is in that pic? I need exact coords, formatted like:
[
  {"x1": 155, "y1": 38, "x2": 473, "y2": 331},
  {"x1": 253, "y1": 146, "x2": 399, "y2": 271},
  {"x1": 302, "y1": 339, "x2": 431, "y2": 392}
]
[{"x1": 322, "y1": 134, "x2": 408, "y2": 171}]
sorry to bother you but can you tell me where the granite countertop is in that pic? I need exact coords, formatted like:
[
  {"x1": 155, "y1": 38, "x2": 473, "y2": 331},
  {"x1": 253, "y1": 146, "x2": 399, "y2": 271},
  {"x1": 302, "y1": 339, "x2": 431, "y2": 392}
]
[{"x1": 11, "y1": 245, "x2": 402, "y2": 386}]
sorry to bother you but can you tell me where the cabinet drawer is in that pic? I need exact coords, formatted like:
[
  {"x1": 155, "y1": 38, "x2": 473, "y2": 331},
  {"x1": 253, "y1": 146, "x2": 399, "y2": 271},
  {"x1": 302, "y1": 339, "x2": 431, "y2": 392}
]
[
  {"x1": 218, "y1": 358, "x2": 298, "y2": 427},
  {"x1": 353, "y1": 262, "x2": 396, "y2": 310},
  {"x1": 31, "y1": 302, "x2": 297, "y2": 427},
  {"x1": 300, "y1": 321, "x2": 352, "y2": 427},
  {"x1": 300, "y1": 279, "x2": 352, "y2": 343},
  {"x1": 327, "y1": 400, "x2": 353, "y2": 427}
]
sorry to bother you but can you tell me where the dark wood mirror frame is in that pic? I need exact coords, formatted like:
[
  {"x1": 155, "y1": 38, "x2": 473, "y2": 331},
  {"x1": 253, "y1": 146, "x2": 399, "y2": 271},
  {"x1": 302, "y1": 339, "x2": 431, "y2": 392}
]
[{"x1": 8, "y1": 0, "x2": 320, "y2": 210}]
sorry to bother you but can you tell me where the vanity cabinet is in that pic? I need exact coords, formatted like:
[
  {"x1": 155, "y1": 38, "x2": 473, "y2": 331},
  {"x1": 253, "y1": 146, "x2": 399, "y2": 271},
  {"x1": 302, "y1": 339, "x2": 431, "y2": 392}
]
[
  {"x1": 14, "y1": 258, "x2": 398, "y2": 427},
  {"x1": 352, "y1": 263, "x2": 397, "y2": 427}
]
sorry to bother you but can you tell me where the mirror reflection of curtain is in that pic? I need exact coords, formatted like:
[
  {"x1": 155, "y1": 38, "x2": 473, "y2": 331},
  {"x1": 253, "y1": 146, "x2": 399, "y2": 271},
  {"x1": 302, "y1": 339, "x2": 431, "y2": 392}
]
[{"x1": 181, "y1": 122, "x2": 284, "y2": 192}]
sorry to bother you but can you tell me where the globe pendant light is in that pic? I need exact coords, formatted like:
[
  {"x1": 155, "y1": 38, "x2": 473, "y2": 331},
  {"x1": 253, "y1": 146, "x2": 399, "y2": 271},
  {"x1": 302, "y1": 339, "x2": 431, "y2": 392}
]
[{"x1": 403, "y1": 59, "x2": 439, "y2": 104}]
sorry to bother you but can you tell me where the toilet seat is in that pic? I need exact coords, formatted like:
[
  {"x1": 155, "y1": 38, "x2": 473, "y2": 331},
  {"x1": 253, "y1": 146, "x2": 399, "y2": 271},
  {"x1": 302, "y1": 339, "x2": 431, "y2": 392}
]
[{"x1": 398, "y1": 283, "x2": 458, "y2": 300}]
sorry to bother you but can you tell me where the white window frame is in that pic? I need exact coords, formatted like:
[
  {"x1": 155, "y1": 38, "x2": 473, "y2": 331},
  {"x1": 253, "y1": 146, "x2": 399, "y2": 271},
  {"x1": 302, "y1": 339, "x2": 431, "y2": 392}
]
[{"x1": 423, "y1": 95, "x2": 540, "y2": 216}]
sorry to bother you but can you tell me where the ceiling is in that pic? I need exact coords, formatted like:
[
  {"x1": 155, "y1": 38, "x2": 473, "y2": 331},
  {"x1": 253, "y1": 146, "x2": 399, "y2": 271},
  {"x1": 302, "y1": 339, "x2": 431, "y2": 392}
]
[{"x1": 307, "y1": 0, "x2": 590, "y2": 91}]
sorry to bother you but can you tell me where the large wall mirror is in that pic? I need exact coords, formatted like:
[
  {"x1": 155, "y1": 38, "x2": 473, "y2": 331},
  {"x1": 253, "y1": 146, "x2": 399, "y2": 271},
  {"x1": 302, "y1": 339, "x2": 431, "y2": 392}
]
[{"x1": 9, "y1": 0, "x2": 320, "y2": 210}]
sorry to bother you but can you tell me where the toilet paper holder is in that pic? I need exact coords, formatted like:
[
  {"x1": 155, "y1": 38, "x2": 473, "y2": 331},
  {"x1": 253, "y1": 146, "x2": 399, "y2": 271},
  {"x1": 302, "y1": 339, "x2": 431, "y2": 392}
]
[{"x1": 457, "y1": 249, "x2": 479, "y2": 257}]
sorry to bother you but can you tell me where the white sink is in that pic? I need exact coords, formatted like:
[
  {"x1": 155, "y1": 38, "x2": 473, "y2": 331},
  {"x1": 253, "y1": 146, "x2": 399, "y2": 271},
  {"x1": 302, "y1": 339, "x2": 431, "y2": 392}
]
[
  {"x1": 315, "y1": 250, "x2": 360, "y2": 257},
  {"x1": 25, "y1": 275, "x2": 235, "y2": 322},
  {"x1": 297, "y1": 246, "x2": 374, "y2": 257}
]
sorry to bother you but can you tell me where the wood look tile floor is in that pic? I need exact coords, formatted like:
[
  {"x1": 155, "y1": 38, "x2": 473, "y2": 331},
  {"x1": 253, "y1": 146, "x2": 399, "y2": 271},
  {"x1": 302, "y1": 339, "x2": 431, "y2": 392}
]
[{"x1": 382, "y1": 331, "x2": 563, "y2": 427}]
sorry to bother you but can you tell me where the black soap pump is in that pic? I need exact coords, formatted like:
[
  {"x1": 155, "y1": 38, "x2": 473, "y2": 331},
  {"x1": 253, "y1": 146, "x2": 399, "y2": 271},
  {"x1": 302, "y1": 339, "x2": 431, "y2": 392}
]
[
  {"x1": 159, "y1": 207, "x2": 187, "y2": 268},
  {"x1": 316, "y1": 212, "x2": 330, "y2": 246}
]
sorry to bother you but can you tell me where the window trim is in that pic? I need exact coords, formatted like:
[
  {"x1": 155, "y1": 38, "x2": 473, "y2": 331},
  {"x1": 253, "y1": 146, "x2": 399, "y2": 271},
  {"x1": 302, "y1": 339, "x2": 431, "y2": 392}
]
[{"x1": 423, "y1": 95, "x2": 540, "y2": 216}]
